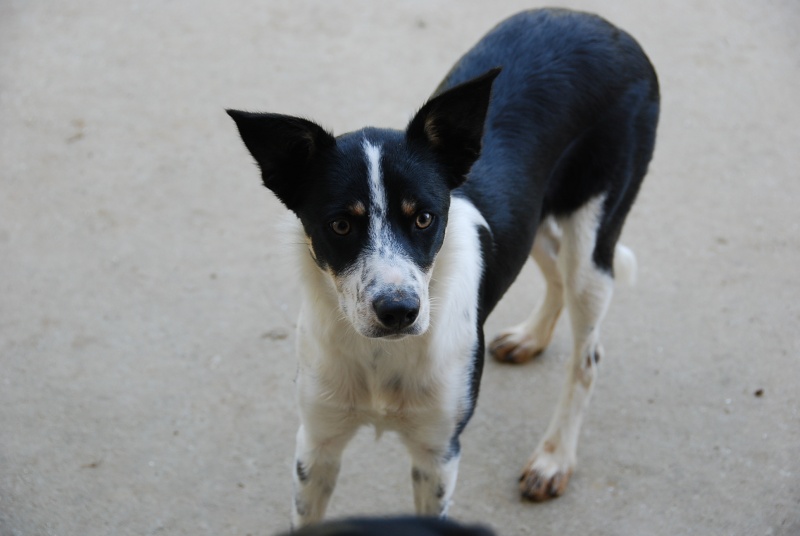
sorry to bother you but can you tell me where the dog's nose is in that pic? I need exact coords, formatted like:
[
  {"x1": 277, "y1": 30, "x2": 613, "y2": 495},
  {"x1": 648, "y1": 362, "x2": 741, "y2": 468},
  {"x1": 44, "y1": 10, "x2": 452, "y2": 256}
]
[{"x1": 373, "y1": 294, "x2": 420, "y2": 331}]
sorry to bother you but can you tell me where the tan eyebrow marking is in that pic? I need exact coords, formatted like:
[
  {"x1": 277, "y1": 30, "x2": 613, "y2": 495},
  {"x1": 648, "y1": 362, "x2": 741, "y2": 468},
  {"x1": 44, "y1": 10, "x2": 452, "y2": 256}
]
[
  {"x1": 348, "y1": 201, "x2": 366, "y2": 217},
  {"x1": 401, "y1": 199, "x2": 417, "y2": 217},
  {"x1": 304, "y1": 233, "x2": 317, "y2": 261}
]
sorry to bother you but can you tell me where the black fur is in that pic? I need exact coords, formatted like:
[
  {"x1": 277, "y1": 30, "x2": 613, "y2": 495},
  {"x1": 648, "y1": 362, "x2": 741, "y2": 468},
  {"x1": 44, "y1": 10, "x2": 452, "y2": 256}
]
[
  {"x1": 407, "y1": 68, "x2": 501, "y2": 188},
  {"x1": 281, "y1": 516, "x2": 495, "y2": 536},
  {"x1": 296, "y1": 460, "x2": 309, "y2": 483},
  {"x1": 225, "y1": 111, "x2": 336, "y2": 212}
]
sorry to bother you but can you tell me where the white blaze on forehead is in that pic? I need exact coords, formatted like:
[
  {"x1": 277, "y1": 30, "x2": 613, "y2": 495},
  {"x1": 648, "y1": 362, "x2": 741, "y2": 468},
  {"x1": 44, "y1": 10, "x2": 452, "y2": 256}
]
[
  {"x1": 363, "y1": 139, "x2": 385, "y2": 211},
  {"x1": 363, "y1": 139, "x2": 389, "y2": 250}
]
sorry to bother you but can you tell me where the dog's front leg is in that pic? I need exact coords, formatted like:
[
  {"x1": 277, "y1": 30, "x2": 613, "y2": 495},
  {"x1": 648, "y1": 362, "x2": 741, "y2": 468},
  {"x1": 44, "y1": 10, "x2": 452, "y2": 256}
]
[
  {"x1": 411, "y1": 453, "x2": 460, "y2": 517},
  {"x1": 401, "y1": 427, "x2": 461, "y2": 517},
  {"x1": 291, "y1": 420, "x2": 358, "y2": 528}
]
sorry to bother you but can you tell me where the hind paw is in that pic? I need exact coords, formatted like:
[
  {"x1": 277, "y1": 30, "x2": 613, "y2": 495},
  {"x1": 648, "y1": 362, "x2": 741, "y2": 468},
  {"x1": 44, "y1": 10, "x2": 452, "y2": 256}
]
[{"x1": 489, "y1": 330, "x2": 547, "y2": 364}]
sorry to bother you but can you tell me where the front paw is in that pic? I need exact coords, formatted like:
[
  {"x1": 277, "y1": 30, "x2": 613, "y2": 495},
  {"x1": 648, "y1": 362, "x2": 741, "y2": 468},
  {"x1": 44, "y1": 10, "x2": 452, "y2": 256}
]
[{"x1": 518, "y1": 449, "x2": 573, "y2": 501}]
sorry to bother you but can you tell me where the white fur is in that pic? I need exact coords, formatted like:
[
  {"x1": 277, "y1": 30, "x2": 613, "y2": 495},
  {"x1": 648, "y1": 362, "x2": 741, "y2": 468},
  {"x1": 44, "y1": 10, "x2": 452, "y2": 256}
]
[
  {"x1": 290, "y1": 195, "x2": 488, "y2": 527},
  {"x1": 613, "y1": 243, "x2": 637, "y2": 286},
  {"x1": 364, "y1": 140, "x2": 386, "y2": 221}
]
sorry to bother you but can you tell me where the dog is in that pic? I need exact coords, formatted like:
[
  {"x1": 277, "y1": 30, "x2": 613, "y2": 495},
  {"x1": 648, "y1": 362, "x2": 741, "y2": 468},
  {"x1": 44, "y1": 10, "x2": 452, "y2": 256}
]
[{"x1": 228, "y1": 8, "x2": 659, "y2": 528}]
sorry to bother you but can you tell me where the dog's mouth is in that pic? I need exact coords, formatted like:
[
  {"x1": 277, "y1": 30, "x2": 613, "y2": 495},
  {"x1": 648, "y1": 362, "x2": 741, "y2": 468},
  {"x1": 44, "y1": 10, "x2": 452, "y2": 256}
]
[
  {"x1": 384, "y1": 333, "x2": 409, "y2": 341},
  {"x1": 363, "y1": 323, "x2": 426, "y2": 340}
]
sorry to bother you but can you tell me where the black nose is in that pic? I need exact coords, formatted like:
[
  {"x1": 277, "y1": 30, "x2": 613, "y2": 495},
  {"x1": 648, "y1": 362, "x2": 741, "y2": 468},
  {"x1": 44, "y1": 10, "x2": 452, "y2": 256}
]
[{"x1": 373, "y1": 294, "x2": 420, "y2": 331}]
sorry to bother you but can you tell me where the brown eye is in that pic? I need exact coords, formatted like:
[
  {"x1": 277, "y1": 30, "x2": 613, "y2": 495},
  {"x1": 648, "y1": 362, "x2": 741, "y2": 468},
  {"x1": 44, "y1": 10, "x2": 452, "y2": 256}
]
[
  {"x1": 330, "y1": 219, "x2": 351, "y2": 235},
  {"x1": 415, "y1": 212, "x2": 433, "y2": 230}
]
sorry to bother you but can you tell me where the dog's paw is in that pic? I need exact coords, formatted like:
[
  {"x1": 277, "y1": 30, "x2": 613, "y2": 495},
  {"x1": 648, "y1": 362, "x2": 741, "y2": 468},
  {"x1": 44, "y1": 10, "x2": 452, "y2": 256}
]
[
  {"x1": 518, "y1": 450, "x2": 573, "y2": 501},
  {"x1": 489, "y1": 330, "x2": 547, "y2": 364}
]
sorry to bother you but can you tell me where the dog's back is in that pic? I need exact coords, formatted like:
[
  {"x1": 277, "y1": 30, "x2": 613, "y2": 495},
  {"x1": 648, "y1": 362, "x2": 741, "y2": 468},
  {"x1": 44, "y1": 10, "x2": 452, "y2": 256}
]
[{"x1": 439, "y1": 9, "x2": 659, "y2": 314}]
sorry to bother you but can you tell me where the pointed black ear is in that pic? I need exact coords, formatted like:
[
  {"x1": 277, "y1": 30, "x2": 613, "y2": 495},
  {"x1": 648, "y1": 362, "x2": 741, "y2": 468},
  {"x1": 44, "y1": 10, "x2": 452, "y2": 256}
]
[
  {"x1": 406, "y1": 67, "x2": 501, "y2": 188},
  {"x1": 226, "y1": 110, "x2": 336, "y2": 211}
]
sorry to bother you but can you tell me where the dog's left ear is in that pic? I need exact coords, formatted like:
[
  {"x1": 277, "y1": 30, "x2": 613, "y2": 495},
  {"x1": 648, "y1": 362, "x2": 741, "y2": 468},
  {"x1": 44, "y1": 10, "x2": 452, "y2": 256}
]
[{"x1": 407, "y1": 67, "x2": 501, "y2": 188}]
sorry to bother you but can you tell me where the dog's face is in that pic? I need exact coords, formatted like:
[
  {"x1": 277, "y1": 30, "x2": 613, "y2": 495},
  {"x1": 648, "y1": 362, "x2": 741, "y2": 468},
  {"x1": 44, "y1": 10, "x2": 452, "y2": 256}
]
[
  {"x1": 228, "y1": 69, "x2": 499, "y2": 339},
  {"x1": 293, "y1": 131, "x2": 452, "y2": 338}
]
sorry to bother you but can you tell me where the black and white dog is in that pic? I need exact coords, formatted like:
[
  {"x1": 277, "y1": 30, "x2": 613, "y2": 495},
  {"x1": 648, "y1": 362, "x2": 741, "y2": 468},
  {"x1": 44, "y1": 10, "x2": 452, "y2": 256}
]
[{"x1": 228, "y1": 8, "x2": 659, "y2": 527}]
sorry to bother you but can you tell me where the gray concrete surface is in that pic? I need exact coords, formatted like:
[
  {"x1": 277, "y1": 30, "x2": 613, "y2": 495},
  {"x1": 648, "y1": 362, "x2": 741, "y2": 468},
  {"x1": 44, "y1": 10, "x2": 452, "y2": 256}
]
[{"x1": 2, "y1": 1, "x2": 799, "y2": 535}]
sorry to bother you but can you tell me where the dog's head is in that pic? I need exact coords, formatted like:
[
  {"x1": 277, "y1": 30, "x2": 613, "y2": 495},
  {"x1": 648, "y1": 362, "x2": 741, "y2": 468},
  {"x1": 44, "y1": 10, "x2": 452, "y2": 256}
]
[{"x1": 228, "y1": 69, "x2": 499, "y2": 339}]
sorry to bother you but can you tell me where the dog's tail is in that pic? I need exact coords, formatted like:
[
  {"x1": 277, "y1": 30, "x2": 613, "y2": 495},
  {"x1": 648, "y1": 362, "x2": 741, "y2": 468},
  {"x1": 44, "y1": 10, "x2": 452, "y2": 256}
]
[{"x1": 613, "y1": 244, "x2": 637, "y2": 286}]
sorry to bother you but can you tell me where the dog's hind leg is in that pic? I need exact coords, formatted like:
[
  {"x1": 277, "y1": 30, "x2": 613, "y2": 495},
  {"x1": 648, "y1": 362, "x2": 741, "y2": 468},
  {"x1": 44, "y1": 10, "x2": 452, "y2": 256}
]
[
  {"x1": 489, "y1": 217, "x2": 564, "y2": 363},
  {"x1": 518, "y1": 196, "x2": 613, "y2": 501},
  {"x1": 292, "y1": 420, "x2": 359, "y2": 528}
]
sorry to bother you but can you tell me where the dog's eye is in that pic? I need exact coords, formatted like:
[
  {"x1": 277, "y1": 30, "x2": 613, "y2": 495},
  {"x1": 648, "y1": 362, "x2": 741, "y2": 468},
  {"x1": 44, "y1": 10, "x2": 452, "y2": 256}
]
[
  {"x1": 330, "y1": 219, "x2": 351, "y2": 236},
  {"x1": 415, "y1": 212, "x2": 434, "y2": 230}
]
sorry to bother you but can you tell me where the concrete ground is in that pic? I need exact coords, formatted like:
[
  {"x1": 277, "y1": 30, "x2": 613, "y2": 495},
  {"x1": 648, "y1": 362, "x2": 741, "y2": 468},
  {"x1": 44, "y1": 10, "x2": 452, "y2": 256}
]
[{"x1": 1, "y1": 1, "x2": 798, "y2": 535}]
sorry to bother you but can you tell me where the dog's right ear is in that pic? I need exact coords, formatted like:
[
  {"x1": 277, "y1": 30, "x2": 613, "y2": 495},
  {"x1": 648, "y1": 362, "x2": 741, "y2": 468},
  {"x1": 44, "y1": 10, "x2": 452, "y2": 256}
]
[
  {"x1": 406, "y1": 67, "x2": 500, "y2": 189},
  {"x1": 226, "y1": 110, "x2": 335, "y2": 211}
]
